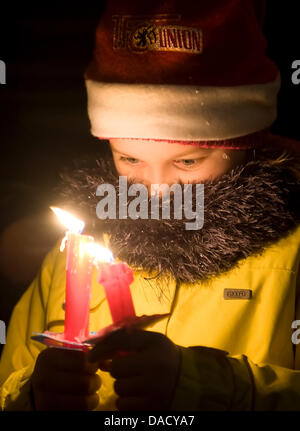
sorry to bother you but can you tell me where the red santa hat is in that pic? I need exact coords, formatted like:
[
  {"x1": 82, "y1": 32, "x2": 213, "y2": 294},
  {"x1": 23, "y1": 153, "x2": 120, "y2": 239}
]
[{"x1": 84, "y1": 0, "x2": 280, "y2": 149}]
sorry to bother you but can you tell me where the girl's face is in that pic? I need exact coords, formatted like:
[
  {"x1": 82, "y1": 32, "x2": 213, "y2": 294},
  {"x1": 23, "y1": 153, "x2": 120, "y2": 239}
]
[{"x1": 110, "y1": 139, "x2": 247, "y2": 191}]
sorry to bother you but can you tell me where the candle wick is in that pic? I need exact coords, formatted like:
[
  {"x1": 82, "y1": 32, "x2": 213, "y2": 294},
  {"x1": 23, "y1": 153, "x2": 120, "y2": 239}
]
[{"x1": 60, "y1": 234, "x2": 68, "y2": 252}]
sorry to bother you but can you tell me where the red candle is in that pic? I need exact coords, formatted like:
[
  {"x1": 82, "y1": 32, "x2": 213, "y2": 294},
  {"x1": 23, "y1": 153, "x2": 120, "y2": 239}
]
[
  {"x1": 98, "y1": 262, "x2": 136, "y2": 323},
  {"x1": 64, "y1": 232, "x2": 94, "y2": 342},
  {"x1": 51, "y1": 207, "x2": 95, "y2": 343}
]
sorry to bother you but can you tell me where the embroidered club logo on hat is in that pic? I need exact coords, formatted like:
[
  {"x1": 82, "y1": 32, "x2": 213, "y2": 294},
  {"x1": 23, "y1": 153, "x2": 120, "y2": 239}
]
[{"x1": 112, "y1": 14, "x2": 203, "y2": 54}]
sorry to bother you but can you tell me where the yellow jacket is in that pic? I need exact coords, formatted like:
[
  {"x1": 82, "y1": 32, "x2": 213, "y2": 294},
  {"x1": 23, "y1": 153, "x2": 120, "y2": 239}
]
[{"x1": 1, "y1": 224, "x2": 300, "y2": 410}]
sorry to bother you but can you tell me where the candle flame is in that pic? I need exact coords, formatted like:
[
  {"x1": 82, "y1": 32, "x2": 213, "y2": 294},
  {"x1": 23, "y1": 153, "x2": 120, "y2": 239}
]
[
  {"x1": 85, "y1": 243, "x2": 114, "y2": 264},
  {"x1": 50, "y1": 207, "x2": 85, "y2": 234}
]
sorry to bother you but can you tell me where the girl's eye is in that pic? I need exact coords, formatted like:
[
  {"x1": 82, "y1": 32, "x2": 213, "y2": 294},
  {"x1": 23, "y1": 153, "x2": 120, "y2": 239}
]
[
  {"x1": 181, "y1": 159, "x2": 196, "y2": 166},
  {"x1": 174, "y1": 158, "x2": 205, "y2": 168},
  {"x1": 119, "y1": 156, "x2": 140, "y2": 164}
]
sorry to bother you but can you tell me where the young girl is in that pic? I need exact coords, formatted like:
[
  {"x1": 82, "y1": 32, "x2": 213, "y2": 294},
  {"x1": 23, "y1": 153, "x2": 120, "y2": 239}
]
[{"x1": 1, "y1": 0, "x2": 300, "y2": 411}]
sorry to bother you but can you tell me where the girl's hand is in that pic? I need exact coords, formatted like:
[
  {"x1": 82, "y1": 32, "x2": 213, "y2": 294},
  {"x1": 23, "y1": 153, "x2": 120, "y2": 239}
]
[
  {"x1": 88, "y1": 328, "x2": 181, "y2": 411},
  {"x1": 31, "y1": 348, "x2": 101, "y2": 410}
]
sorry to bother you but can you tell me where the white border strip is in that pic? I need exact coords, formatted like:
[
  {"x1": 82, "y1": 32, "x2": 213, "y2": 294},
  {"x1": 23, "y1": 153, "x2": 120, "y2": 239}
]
[{"x1": 86, "y1": 75, "x2": 280, "y2": 141}]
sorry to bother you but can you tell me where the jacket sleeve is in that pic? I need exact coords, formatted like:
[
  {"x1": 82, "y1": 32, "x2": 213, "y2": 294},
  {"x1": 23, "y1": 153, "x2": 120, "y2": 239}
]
[
  {"x1": 171, "y1": 265, "x2": 300, "y2": 411},
  {"x1": 0, "y1": 243, "x2": 60, "y2": 411}
]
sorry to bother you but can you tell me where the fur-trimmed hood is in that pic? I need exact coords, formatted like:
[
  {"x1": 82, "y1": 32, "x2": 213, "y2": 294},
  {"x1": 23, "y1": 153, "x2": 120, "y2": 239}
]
[{"x1": 57, "y1": 140, "x2": 300, "y2": 284}]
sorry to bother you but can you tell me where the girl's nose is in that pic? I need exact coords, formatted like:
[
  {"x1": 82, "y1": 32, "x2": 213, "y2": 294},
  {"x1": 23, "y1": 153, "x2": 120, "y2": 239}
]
[{"x1": 141, "y1": 169, "x2": 174, "y2": 196}]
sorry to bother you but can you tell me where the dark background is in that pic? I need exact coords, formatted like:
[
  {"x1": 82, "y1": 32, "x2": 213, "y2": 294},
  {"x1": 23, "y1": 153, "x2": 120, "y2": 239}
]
[{"x1": 0, "y1": 1, "x2": 299, "y2": 354}]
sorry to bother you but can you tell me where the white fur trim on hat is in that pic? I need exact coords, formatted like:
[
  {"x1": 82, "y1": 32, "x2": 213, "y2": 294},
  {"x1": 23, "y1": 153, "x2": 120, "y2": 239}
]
[{"x1": 86, "y1": 74, "x2": 280, "y2": 141}]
